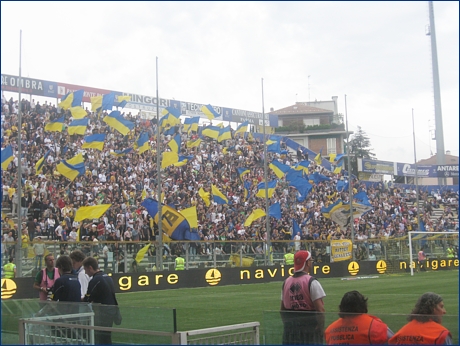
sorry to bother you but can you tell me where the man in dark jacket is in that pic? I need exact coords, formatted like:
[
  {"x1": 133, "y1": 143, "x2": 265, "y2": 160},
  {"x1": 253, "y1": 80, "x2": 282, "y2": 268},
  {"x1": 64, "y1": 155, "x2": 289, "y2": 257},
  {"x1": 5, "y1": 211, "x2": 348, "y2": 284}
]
[{"x1": 83, "y1": 257, "x2": 118, "y2": 345}]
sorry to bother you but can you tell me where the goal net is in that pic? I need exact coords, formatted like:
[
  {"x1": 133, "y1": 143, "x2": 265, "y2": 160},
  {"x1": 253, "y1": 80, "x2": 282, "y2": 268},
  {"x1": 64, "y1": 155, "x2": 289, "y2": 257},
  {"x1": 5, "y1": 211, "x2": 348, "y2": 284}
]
[{"x1": 408, "y1": 231, "x2": 459, "y2": 276}]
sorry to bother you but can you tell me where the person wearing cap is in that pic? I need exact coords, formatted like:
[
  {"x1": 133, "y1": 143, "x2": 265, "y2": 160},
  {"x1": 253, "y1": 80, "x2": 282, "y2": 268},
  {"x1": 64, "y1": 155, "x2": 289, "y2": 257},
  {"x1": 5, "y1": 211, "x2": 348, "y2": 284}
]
[
  {"x1": 389, "y1": 292, "x2": 452, "y2": 345},
  {"x1": 280, "y1": 250, "x2": 326, "y2": 344},
  {"x1": 325, "y1": 290, "x2": 393, "y2": 344}
]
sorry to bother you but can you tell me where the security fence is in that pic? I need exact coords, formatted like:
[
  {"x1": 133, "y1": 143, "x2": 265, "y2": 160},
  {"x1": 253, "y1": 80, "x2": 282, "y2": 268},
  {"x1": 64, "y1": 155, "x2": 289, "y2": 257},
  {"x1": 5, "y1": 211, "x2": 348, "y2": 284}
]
[{"x1": 5, "y1": 235, "x2": 458, "y2": 277}]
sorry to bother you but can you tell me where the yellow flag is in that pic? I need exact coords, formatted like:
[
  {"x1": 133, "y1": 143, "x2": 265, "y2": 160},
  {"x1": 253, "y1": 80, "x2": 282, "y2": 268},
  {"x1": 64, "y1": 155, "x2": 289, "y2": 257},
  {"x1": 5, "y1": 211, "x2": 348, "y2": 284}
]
[
  {"x1": 180, "y1": 206, "x2": 198, "y2": 228},
  {"x1": 198, "y1": 187, "x2": 211, "y2": 207},
  {"x1": 91, "y1": 96, "x2": 103, "y2": 112},
  {"x1": 314, "y1": 152, "x2": 322, "y2": 165},
  {"x1": 69, "y1": 106, "x2": 88, "y2": 119},
  {"x1": 244, "y1": 209, "x2": 266, "y2": 227},
  {"x1": 135, "y1": 243, "x2": 151, "y2": 263},
  {"x1": 329, "y1": 153, "x2": 337, "y2": 163},
  {"x1": 74, "y1": 204, "x2": 112, "y2": 222},
  {"x1": 161, "y1": 151, "x2": 179, "y2": 168}
]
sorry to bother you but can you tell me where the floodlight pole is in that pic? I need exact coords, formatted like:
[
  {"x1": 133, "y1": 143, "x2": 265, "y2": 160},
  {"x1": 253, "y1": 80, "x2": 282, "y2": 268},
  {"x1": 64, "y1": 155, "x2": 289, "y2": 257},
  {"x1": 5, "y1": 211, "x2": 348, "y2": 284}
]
[
  {"x1": 428, "y1": 1, "x2": 446, "y2": 185},
  {"x1": 16, "y1": 29, "x2": 23, "y2": 277},
  {"x1": 262, "y1": 78, "x2": 271, "y2": 265},
  {"x1": 156, "y1": 57, "x2": 163, "y2": 270},
  {"x1": 412, "y1": 109, "x2": 422, "y2": 233},
  {"x1": 344, "y1": 95, "x2": 355, "y2": 261}
]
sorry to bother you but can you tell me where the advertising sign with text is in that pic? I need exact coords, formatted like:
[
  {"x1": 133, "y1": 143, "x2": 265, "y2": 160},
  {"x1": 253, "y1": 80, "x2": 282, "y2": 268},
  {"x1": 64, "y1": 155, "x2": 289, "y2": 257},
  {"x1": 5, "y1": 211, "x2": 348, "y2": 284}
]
[{"x1": 1, "y1": 74, "x2": 46, "y2": 96}]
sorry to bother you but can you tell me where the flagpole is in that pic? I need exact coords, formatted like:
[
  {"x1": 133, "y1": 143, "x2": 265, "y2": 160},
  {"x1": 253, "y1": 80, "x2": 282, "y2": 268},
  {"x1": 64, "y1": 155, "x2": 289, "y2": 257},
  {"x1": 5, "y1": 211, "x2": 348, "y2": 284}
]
[
  {"x1": 156, "y1": 56, "x2": 163, "y2": 270},
  {"x1": 261, "y1": 78, "x2": 271, "y2": 265},
  {"x1": 344, "y1": 94, "x2": 355, "y2": 261},
  {"x1": 16, "y1": 29, "x2": 23, "y2": 277},
  {"x1": 412, "y1": 109, "x2": 422, "y2": 232}
]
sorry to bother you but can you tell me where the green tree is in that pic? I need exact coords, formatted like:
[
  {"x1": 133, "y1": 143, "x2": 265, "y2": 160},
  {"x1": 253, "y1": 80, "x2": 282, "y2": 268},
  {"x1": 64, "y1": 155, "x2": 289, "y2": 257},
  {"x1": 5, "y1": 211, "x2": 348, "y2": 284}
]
[{"x1": 346, "y1": 126, "x2": 376, "y2": 175}]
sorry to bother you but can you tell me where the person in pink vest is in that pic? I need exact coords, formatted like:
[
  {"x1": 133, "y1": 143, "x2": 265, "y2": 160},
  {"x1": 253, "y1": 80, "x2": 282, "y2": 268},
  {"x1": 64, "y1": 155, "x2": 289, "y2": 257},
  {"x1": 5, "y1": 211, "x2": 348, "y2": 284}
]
[
  {"x1": 33, "y1": 253, "x2": 60, "y2": 301},
  {"x1": 280, "y1": 250, "x2": 326, "y2": 344}
]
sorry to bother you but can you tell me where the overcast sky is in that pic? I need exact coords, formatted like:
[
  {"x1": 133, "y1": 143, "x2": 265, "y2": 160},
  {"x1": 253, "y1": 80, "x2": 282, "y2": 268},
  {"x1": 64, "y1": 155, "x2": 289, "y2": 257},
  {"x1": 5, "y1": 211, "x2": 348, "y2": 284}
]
[{"x1": 1, "y1": 1, "x2": 458, "y2": 164}]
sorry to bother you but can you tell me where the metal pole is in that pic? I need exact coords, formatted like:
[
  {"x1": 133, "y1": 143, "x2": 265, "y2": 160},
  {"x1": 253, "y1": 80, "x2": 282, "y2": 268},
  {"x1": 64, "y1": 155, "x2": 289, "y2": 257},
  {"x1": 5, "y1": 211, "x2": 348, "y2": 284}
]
[
  {"x1": 412, "y1": 109, "x2": 422, "y2": 232},
  {"x1": 16, "y1": 30, "x2": 23, "y2": 277},
  {"x1": 427, "y1": 1, "x2": 446, "y2": 185},
  {"x1": 156, "y1": 57, "x2": 163, "y2": 270},
  {"x1": 262, "y1": 78, "x2": 271, "y2": 265},
  {"x1": 344, "y1": 95, "x2": 355, "y2": 261}
]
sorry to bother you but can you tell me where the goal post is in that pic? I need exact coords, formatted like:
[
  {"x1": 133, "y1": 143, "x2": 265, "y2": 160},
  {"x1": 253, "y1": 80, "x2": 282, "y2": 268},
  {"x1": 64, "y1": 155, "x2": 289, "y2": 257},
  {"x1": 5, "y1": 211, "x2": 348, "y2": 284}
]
[{"x1": 408, "y1": 231, "x2": 459, "y2": 276}]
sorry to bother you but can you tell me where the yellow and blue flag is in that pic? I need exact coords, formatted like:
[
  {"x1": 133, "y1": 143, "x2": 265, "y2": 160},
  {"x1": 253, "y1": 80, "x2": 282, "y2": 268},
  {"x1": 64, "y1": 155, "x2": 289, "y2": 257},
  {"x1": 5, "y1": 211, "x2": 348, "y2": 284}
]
[
  {"x1": 333, "y1": 159, "x2": 343, "y2": 174},
  {"x1": 243, "y1": 180, "x2": 251, "y2": 200},
  {"x1": 201, "y1": 104, "x2": 220, "y2": 121},
  {"x1": 218, "y1": 126, "x2": 232, "y2": 143},
  {"x1": 336, "y1": 179, "x2": 349, "y2": 192},
  {"x1": 1, "y1": 145, "x2": 14, "y2": 170},
  {"x1": 135, "y1": 132, "x2": 150, "y2": 154},
  {"x1": 202, "y1": 126, "x2": 220, "y2": 140},
  {"x1": 269, "y1": 160, "x2": 290, "y2": 179},
  {"x1": 268, "y1": 202, "x2": 282, "y2": 220},
  {"x1": 266, "y1": 138, "x2": 281, "y2": 153},
  {"x1": 244, "y1": 209, "x2": 266, "y2": 227},
  {"x1": 235, "y1": 121, "x2": 249, "y2": 135},
  {"x1": 74, "y1": 204, "x2": 111, "y2": 222},
  {"x1": 67, "y1": 153, "x2": 85, "y2": 165},
  {"x1": 56, "y1": 160, "x2": 85, "y2": 181},
  {"x1": 314, "y1": 148, "x2": 323, "y2": 165},
  {"x1": 288, "y1": 177, "x2": 312, "y2": 202},
  {"x1": 59, "y1": 89, "x2": 84, "y2": 110},
  {"x1": 179, "y1": 206, "x2": 198, "y2": 228},
  {"x1": 237, "y1": 167, "x2": 250, "y2": 181},
  {"x1": 211, "y1": 184, "x2": 229, "y2": 204},
  {"x1": 161, "y1": 151, "x2": 179, "y2": 168},
  {"x1": 82, "y1": 134, "x2": 106, "y2": 151},
  {"x1": 141, "y1": 198, "x2": 198, "y2": 240},
  {"x1": 69, "y1": 106, "x2": 88, "y2": 119},
  {"x1": 44, "y1": 116, "x2": 65, "y2": 132},
  {"x1": 101, "y1": 92, "x2": 116, "y2": 111},
  {"x1": 115, "y1": 95, "x2": 131, "y2": 109},
  {"x1": 35, "y1": 150, "x2": 51, "y2": 175},
  {"x1": 309, "y1": 172, "x2": 331, "y2": 184},
  {"x1": 174, "y1": 155, "x2": 193, "y2": 167},
  {"x1": 168, "y1": 133, "x2": 181, "y2": 153},
  {"x1": 183, "y1": 117, "x2": 200, "y2": 133},
  {"x1": 111, "y1": 147, "x2": 133, "y2": 157},
  {"x1": 199, "y1": 187, "x2": 211, "y2": 206},
  {"x1": 103, "y1": 111, "x2": 134, "y2": 136},
  {"x1": 256, "y1": 180, "x2": 277, "y2": 198},
  {"x1": 187, "y1": 138, "x2": 202, "y2": 148},
  {"x1": 68, "y1": 118, "x2": 89, "y2": 136},
  {"x1": 294, "y1": 160, "x2": 310, "y2": 175}
]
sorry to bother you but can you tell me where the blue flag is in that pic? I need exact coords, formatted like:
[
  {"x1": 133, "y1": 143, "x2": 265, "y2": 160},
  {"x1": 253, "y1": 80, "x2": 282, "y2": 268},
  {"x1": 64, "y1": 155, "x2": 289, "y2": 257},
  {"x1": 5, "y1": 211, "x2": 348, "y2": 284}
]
[{"x1": 268, "y1": 202, "x2": 282, "y2": 220}]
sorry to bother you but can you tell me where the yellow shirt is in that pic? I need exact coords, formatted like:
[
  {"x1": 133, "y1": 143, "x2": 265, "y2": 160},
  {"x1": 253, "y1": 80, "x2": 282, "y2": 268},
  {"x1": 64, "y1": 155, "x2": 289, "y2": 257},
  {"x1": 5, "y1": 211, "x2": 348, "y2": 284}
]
[{"x1": 21, "y1": 234, "x2": 29, "y2": 248}]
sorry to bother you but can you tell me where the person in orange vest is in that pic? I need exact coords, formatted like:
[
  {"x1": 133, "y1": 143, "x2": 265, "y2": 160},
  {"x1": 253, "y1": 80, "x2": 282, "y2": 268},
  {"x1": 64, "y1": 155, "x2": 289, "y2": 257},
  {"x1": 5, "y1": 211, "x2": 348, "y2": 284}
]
[
  {"x1": 389, "y1": 292, "x2": 452, "y2": 345},
  {"x1": 325, "y1": 290, "x2": 393, "y2": 344}
]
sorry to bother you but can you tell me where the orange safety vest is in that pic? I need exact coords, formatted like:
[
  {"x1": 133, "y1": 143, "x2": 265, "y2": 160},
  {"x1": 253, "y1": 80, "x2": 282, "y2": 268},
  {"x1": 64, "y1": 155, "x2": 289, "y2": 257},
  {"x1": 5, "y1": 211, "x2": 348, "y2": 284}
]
[
  {"x1": 389, "y1": 319, "x2": 451, "y2": 345},
  {"x1": 325, "y1": 314, "x2": 389, "y2": 345}
]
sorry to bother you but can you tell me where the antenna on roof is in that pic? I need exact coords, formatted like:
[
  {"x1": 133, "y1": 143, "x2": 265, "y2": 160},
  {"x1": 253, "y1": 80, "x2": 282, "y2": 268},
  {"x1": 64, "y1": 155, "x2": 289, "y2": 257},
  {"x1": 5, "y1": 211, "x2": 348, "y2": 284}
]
[{"x1": 308, "y1": 75, "x2": 311, "y2": 102}]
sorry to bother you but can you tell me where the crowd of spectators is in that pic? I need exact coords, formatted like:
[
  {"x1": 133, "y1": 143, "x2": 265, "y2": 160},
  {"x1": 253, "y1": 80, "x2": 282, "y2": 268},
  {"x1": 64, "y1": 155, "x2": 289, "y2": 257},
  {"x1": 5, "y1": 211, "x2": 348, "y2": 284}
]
[{"x1": 1, "y1": 94, "x2": 458, "y2": 264}]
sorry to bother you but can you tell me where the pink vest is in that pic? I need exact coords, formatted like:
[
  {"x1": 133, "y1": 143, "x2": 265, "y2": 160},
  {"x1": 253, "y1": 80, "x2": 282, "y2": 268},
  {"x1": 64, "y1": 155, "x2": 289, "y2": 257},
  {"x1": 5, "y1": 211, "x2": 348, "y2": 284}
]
[
  {"x1": 39, "y1": 268, "x2": 60, "y2": 300},
  {"x1": 282, "y1": 274, "x2": 316, "y2": 311}
]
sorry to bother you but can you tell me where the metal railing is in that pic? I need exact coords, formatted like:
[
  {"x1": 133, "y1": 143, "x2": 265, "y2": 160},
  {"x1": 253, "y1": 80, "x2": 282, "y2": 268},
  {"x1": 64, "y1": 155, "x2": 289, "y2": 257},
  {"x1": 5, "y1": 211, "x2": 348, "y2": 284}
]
[{"x1": 5, "y1": 235, "x2": 458, "y2": 277}]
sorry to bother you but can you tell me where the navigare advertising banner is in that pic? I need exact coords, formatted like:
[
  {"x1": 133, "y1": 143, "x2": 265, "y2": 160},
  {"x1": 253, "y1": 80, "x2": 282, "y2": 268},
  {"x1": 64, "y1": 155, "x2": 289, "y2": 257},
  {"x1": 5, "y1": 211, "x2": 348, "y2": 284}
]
[{"x1": 330, "y1": 239, "x2": 353, "y2": 262}]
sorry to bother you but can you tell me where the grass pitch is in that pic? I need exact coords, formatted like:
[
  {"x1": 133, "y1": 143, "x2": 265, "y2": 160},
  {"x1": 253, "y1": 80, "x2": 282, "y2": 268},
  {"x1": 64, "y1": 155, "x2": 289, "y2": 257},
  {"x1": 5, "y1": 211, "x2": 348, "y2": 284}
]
[
  {"x1": 2, "y1": 270, "x2": 458, "y2": 344},
  {"x1": 117, "y1": 270, "x2": 459, "y2": 343}
]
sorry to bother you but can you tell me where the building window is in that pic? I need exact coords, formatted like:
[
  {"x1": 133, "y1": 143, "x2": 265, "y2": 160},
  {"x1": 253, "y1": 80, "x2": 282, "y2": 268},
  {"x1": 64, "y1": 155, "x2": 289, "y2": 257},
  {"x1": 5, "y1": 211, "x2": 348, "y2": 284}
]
[
  {"x1": 327, "y1": 138, "x2": 336, "y2": 154},
  {"x1": 303, "y1": 118, "x2": 320, "y2": 126}
]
